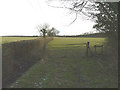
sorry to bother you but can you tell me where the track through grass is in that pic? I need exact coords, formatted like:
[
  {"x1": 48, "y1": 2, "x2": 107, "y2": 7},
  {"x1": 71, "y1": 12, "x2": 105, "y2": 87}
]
[{"x1": 10, "y1": 37, "x2": 118, "y2": 88}]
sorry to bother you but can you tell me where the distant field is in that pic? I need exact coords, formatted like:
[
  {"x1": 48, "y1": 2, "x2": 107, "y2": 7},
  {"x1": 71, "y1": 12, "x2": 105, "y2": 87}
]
[
  {"x1": 0, "y1": 37, "x2": 2, "y2": 46},
  {"x1": 1, "y1": 37, "x2": 40, "y2": 44},
  {"x1": 49, "y1": 37, "x2": 106, "y2": 47}
]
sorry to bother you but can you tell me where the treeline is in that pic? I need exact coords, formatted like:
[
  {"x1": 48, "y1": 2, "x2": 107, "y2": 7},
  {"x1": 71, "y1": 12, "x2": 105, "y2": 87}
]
[
  {"x1": 2, "y1": 32, "x2": 106, "y2": 38},
  {"x1": 77, "y1": 32, "x2": 106, "y2": 37},
  {"x1": 57, "y1": 32, "x2": 106, "y2": 37},
  {"x1": 1, "y1": 36, "x2": 40, "y2": 37}
]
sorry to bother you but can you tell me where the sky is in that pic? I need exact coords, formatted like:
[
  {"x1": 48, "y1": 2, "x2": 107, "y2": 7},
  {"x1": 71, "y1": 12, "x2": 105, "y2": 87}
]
[{"x1": 0, "y1": 0, "x2": 97, "y2": 36}]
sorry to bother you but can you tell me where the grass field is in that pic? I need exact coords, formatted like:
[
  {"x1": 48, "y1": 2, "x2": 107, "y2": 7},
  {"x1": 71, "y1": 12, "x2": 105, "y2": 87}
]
[
  {"x1": 9, "y1": 37, "x2": 117, "y2": 88},
  {"x1": 1, "y1": 37, "x2": 40, "y2": 44}
]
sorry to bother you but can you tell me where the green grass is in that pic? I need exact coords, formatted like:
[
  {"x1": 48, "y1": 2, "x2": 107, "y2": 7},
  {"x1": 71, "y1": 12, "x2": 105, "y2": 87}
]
[
  {"x1": 0, "y1": 37, "x2": 2, "y2": 47},
  {"x1": 1, "y1": 37, "x2": 40, "y2": 44},
  {"x1": 9, "y1": 37, "x2": 118, "y2": 88},
  {"x1": 48, "y1": 37, "x2": 105, "y2": 48}
]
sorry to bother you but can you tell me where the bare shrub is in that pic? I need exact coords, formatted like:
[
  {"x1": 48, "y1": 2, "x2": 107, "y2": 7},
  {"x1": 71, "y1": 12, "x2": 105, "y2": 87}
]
[{"x1": 2, "y1": 37, "x2": 53, "y2": 87}]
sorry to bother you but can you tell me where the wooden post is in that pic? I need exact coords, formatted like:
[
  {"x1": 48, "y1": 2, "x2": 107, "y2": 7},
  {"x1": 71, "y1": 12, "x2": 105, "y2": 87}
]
[
  {"x1": 86, "y1": 42, "x2": 89, "y2": 56},
  {"x1": 94, "y1": 45, "x2": 96, "y2": 54},
  {"x1": 94, "y1": 45, "x2": 103, "y2": 55},
  {"x1": 101, "y1": 45, "x2": 103, "y2": 54}
]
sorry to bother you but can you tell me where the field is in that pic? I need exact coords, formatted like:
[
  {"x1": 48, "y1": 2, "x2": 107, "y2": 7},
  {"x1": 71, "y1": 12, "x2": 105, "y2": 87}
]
[
  {"x1": 9, "y1": 37, "x2": 118, "y2": 88},
  {"x1": 1, "y1": 37, "x2": 40, "y2": 44}
]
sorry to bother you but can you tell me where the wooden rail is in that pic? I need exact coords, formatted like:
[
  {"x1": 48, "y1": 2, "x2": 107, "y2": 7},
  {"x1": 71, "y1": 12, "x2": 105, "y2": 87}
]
[
  {"x1": 58, "y1": 42, "x2": 104, "y2": 56},
  {"x1": 94, "y1": 45, "x2": 104, "y2": 55}
]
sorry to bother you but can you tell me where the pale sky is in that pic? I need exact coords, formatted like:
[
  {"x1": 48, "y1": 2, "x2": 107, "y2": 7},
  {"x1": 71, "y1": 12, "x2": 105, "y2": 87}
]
[{"x1": 0, "y1": 0, "x2": 96, "y2": 36}]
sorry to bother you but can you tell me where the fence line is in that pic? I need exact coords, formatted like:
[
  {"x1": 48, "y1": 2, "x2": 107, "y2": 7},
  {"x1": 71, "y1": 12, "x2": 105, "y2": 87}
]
[{"x1": 58, "y1": 42, "x2": 104, "y2": 56}]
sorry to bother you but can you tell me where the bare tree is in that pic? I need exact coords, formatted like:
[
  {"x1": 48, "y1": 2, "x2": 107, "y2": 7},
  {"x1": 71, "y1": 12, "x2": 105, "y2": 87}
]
[
  {"x1": 47, "y1": 27, "x2": 60, "y2": 37},
  {"x1": 37, "y1": 23, "x2": 50, "y2": 38},
  {"x1": 47, "y1": 0, "x2": 99, "y2": 24}
]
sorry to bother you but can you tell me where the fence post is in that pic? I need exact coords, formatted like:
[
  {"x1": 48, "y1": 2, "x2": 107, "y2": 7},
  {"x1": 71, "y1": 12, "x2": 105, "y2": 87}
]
[
  {"x1": 86, "y1": 42, "x2": 89, "y2": 56},
  {"x1": 94, "y1": 45, "x2": 103, "y2": 55},
  {"x1": 101, "y1": 45, "x2": 103, "y2": 54},
  {"x1": 94, "y1": 45, "x2": 96, "y2": 54}
]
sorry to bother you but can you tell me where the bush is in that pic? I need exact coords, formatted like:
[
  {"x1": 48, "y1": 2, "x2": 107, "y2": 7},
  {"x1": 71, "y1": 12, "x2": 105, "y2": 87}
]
[{"x1": 2, "y1": 37, "x2": 53, "y2": 87}]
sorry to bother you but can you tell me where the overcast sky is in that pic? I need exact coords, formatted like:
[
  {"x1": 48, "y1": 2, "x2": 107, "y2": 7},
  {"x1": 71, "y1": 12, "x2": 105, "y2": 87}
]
[{"x1": 0, "y1": 0, "x2": 97, "y2": 36}]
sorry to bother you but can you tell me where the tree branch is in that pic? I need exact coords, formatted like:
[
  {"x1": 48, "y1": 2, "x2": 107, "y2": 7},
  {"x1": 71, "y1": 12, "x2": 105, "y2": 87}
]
[{"x1": 69, "y1": 12, "x2": 78, "y2": 25}]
